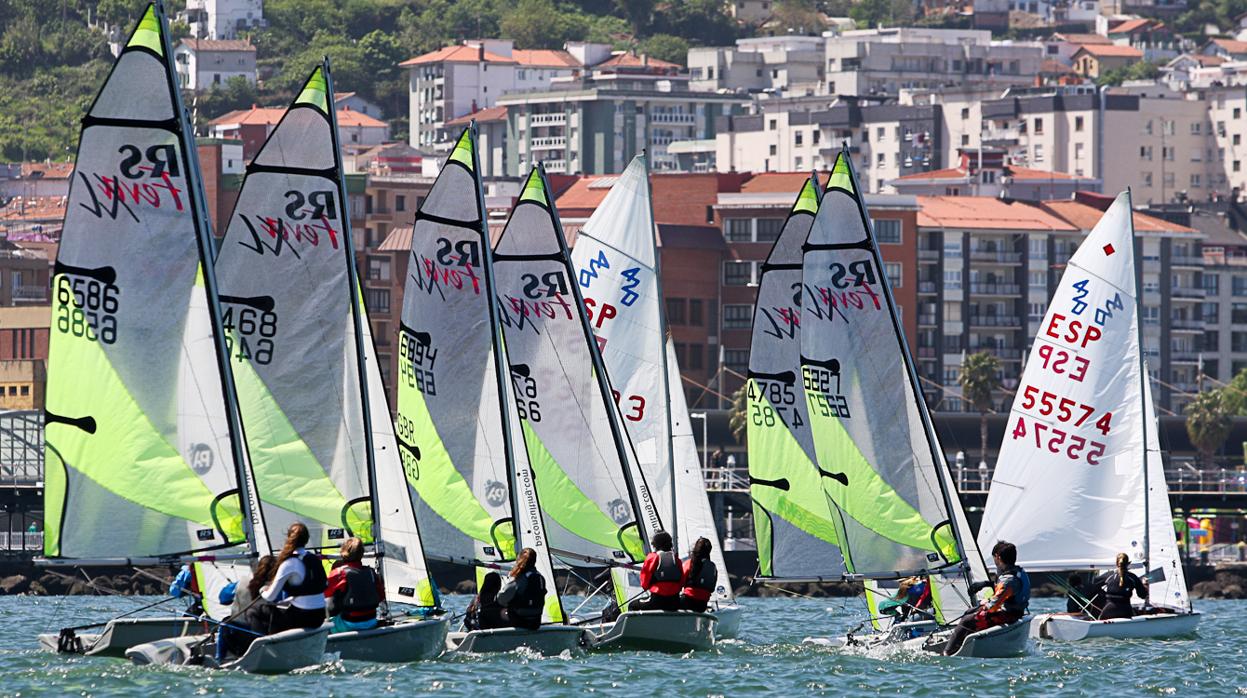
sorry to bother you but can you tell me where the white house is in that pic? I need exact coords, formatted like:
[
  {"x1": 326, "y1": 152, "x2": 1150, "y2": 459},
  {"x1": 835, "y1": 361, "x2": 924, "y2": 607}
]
[
  {"x1": 174, "y1": 38, "x2": 256, "y2": 92},
  {"x1": 334, "y1": 92, "x2": 383, "y2": 120},
  {"x1": 181, "y1": 0, "x2": 265, "y2": 40}
]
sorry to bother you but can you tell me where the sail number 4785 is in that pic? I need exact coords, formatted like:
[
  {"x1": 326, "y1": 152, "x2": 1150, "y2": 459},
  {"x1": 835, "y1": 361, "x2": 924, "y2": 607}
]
[{"x1": 1011, "y1": 416, "x2": 1106, "y2": 465}]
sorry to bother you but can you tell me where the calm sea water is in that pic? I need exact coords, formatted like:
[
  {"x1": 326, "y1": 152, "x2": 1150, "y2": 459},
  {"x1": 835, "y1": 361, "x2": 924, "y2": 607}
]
[{"x1": 2, "y1": 594, "x2": 1243, "y2": 696}]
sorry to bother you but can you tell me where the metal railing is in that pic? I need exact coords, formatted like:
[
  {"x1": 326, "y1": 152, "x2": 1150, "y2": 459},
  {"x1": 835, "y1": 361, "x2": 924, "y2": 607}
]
[
  {"x1": 0, "y1": 532, "x2": 42, "y2": 551},
  {"x1": 918, "y1": 281, "x2": 937, "y2": 293},
  {"x1": 918, "y1": 248, "x2": 940, "y2": 261},
  {"x1": 651, "y1": 113, "x2": 696, "y2": 124},
  {"x1": 968, "y1": 315, "x2": 1022, "y2": 327},
  {"x1": 530, "y1": 136, "x2": 566, "y2": 149},
  {"x1": 970, "y1": 250, "x2": 1022, "y2": 263},
  {"x1": 970, "y1": 282, "x2": 1021, "y2": 295},
  {"x1": 529, "y1": 113, "x2": 567, "y2": 126}
]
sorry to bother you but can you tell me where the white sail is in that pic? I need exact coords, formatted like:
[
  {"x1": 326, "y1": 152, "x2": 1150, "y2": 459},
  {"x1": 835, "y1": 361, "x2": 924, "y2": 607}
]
[
  {"x1": 667, "y1": 339, "x2": 734, "y2": 603},
  {"x1": 1143, "y1": 369, "x2": 1188, "y2": 610},
  {"x1": 978, "y1": 193, "x2": 1148, "y2": 571}
]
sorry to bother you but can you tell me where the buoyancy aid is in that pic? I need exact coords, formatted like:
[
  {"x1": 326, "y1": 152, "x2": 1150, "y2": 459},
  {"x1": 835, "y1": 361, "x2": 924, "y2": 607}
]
[
  {"x1": 681, "y1": 559, "x2": 717, "y2": 603},
  {"x1": 509, "y1": 568, "x2": 546, "y2": 620},
  {"x1": 285, "y1": 551, "x2": 328, "y2": 597},
  {"x1": 338, "y1": 565, "x2": 380, "y2": 620}
]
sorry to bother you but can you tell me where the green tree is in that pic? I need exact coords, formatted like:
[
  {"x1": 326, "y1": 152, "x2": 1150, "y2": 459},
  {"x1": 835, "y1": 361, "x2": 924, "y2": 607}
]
[
  {"x1": 1096, "y1": 61, "x2": 1162, "y2": 87},
  {"x1": 768, "y1": 0, "x2": 828, "y2": 34},
  {"x1": 195, "y1": 75, "x2": 260, "y2": 124},
  {"x1": 501, "y1": 0, "x2": 590, "y2": 49},
  {"x1": 639, "y1": 34, "x2": 689, "y2": 65},
  {"x1": 614, "y1": 0, "x2": 654, "y2": 35},
  {"x1": 1185, "y1": 388, "x2": 1233, "y2": 466},
  {"x1": 959, "y1": 352, "x2": 1001, "y2": 467},
  {"x1": 729, "y1": 384, "x2": 748, "y2": 444},
  {"x1": 849, "y1": 0, "x2": 915, "y2": 28},
  {"x1": 1218, "y1": 366, "x2": 1247, "y2": 414}
]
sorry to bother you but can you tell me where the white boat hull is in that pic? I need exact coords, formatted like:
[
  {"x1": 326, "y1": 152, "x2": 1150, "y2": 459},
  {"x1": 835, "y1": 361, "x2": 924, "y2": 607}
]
[
  {"x1": 1032, "y1": 611, "x2": 1201, "y2": 641},
  {"x1": 126, "y1": 626, "x2": 329, "y2": 674},
  {"x1": 39, "y1": 616, "x2": 201, "y2": 658},
  {"x1": 907, "y1": 615, "x2": 1033, "y2": 658},
  {"x1": 446, "y1": 625, "x2": 590, "y2": 654},
  {"x1": 589, "y1": 611, "x2": 717, "y2": 652},
  {"x1": 803, "y1": 619, "x2": 941, "y2": 650},
  {"x1": 712, "y1": 603, "x2": 742, "y2": 639},
  {"x1": 327, "y1": 617, "x2": 447, "y2": 662}
]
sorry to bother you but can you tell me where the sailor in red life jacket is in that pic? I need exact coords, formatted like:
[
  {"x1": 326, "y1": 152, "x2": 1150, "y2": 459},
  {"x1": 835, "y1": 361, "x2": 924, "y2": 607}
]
[
  {"x1": 680, "y1": 537, "x2": 719, "y2": 613},
  {"x1": 324, "y1": 537, "x2": 385, "y2": 633},
  {"x1": 632, "y1": 531, "x2": 686, "y2": 612}
]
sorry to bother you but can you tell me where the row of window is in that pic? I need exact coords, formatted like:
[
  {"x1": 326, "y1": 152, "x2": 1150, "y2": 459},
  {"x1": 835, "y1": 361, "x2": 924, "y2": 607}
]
[
  {"x1": 722, "y1": 217, "x2": 902, "y2": 244},
  {"x1": 666, "y1": 298, "x2": 706, "y2": 327}
]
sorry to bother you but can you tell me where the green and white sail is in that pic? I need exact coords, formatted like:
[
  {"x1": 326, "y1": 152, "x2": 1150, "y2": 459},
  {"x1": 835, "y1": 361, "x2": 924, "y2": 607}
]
[
  {"x1": 213, "y1": 65, "x2": 372, "y2": 553},
  {"x1": 44, "y1": 4, "x2": 252, "y2": 561},
  {"x1": 395, "y1": 127, "x2": 518, "y2": 569},
  {"x1": 493, "y1": 166, "x2": 660, "y2": 566},
  {"x1": 745, "y1": 174, "x2": 849, "y2": 580},
  {"x1": 798, "y1": 152, "x2": 969, "y2": 580}
]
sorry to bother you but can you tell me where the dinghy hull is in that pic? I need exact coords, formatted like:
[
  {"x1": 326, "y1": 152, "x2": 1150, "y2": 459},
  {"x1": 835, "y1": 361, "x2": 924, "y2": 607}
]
[
  {"x1": 712, "y1": 604, "x2": 742, "y2": 639},
  {"x1": 589, "y1": 611, "x2": 717, "y2": 652},
  {"x1": 126, "y1": 626, "x2": 329, "y2": 674},
  {"x1": 1032, "y1": 611, "x2": 1200, "y2": 641},
  {"x1": 326, "y1": 617, "x2": 447, "y2": 662},
  {"x1": 908, "y1": 615, "x2": 1033, "y2": 658},
  {"x1": 446, "y1": 625, "x2": 590, "y2": 654},
  {"x1": 39, "y1": 616, "x2": 201, "y2": 657}
]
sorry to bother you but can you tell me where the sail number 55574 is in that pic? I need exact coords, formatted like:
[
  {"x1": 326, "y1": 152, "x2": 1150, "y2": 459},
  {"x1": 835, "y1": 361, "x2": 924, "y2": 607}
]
[{"x1": 1010, "y1": 416, "x2": 1106, "y2": 465}]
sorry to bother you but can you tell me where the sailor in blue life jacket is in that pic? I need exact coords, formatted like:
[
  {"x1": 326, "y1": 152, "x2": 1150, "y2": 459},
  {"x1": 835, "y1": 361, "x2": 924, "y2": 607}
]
[
  {"x1": 943, "y1": 540, "x2": 1030, "y2": 656},
  {"x1": 633, "y1": 531, "x2": 686, "y2": 612},
  {"x1": 260, "y1": 522, "x2": 327, "y2": 633},
  {"x1": 680, "y1": 537, "x2": 718, "y2": 613},
  {"x1": 325, "y1": 537, "x2": 385, "y2": 633},
  {"x1": 168, "y1": 564, "x2": 204, "y2": 617},
  {"x1": 496, "y1": 548, "x2": 546, "y2": 630}
]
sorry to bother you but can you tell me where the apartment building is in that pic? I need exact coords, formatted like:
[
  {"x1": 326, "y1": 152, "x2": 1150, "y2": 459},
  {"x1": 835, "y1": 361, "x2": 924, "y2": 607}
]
[
  {"x1": 825, "y1": 28, "x2": 1045, "y2": 97},
  {"x1": 179, "y1": 0, "x2": 265, "y2": 40},
  {"x1": 499, "y1": 71, "x2": 748, "y2": 175},
  {"x1": 715, "y1": 100, "x2": 943, "y2": 192},
  {"x1": 173, "y1": 38, "x2": 256, "y2": 92},
  {"x1": 891, "y1": 148, "x2": 1101, "y2": 199},
  {"x1": 0, "y1": 306, "x2": 50, "y2": 410},
  {"x1": 688, "y1": 36, "x2": 826, "y2": 97},
  {"x1": 1205, "y1": 84, "x2": 1247, "y2": 196}
]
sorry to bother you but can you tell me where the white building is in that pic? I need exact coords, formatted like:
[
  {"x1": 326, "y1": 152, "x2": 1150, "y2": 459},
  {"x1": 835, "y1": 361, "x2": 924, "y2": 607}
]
[
  {"x1": 688, "y1": 36, "x2": 826, "y2": 97},
  {"x1": 174, "y1": 39, "x2": 256, "y2": 92},
  {"x1": 181, "y1": 0, "x2": 265, "y2": 40}
]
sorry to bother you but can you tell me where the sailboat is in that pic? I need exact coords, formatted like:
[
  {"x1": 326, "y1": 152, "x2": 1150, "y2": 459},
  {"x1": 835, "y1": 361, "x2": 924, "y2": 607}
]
[
  {"x1": 977, "y1": 192, "x2": 1200, "y2": 641},
  {"x1": 754, "y1": 151, "x2": 1025, "y2": 657},
  {"x1": 568, "y1": 155, "x2": 741, "y2": 637},
  {"x1": 37, "y1": 2, "x2": 255, "y2": 659},
  {"x1": 492, "y1": 165, "x2": 716, "y2": 652},
  {"x1": 393, "y1": 126, "x2": 586, "y2": 655}
]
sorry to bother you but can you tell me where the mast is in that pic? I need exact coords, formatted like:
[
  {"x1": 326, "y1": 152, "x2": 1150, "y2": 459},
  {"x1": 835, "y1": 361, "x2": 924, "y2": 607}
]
[
  {"x1": 158, "y1": 0, "x2": 258, "y2": 557},
  {"x1": 540, "y1": 162, "x2": 655, "y2": 557},
  {"x1": 840, "y1": 146, "x2": 973, "y2": 582},
  {"x1": 1127, "y1": 187, "x2": 1151, "y2": 574},
  {"x1": 641, "y1": 152, "x2": 680, "y2": 551},
  {"x1": 323, "y1": 57, "x2": 382, "y2": 553}
]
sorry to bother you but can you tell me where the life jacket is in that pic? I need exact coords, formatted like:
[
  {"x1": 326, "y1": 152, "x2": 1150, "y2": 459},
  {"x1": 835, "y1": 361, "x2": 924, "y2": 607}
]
[
  {"x1": 651, "y1": 551, "x2": 683, "y2": 584},
  {"x1": 681, "y1": 559, "x2": 717, "y2": 603},
  {"x1": 508, "y1": 568, "x2": 546, "y2": 619},
  {"x1": 285, "y1": 551, "x2": 327, "y2": 598},
  {"x1": 339, "y1": 565, "x2": 381, "y2": 619},
  {"x1": 997, "y1": 565, "x2": 1030, "y2": 615}
]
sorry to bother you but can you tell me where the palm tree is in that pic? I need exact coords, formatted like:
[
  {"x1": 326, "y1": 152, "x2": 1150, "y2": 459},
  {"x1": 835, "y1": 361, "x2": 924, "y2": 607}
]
[
  {"x1": 1185, "y1": 388, "x2": 1233, "y2": 467},
  {"x1": 959, "y1": 351, "x2": 1001, "y2": 468},
  {"x1": 728, "y1": 384, "x2": 748, "y2": 444}
]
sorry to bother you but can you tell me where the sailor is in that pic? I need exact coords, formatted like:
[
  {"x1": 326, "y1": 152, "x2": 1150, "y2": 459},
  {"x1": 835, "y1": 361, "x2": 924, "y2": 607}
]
[
  {"x1": 261, "y1": 522, "x2": 328, "y2": 633},
  {"x1": 465, "y1": 571, "x2": 506, "y2": 630},
  {"x1": 679, "y1": 537, "x2": 718, "y2": 613},
  {"x1": 633, "y1": 531, "x2": 685, "y2": 612},
  {"x1": 943, "y1": 540, "x2": 1030, "y2": 656},
  {"x1": 880, "y1": 576, "x2": 932, "y2": 621},
  {"x1": 496, "y1": 547, "x2": 546, "y2": 630},
  {"x1": 324, "y1": 537, "x2": 385, "y2": 633},
  {"x1": 1093, "y1": 552, "x2": 1148, "y2": 620},
  {"x1": 215, "y1": 555, "x2": 280, "y2": 662},
  {"x1": 168, "y1": 564, "x2": 204, "y2": 617}
]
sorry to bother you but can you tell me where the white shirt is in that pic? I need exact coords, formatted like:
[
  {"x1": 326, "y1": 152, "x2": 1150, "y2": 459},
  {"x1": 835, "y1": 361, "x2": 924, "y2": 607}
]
[{"x1": 261, "y1": 549, "x2": 327, "y2": 610}]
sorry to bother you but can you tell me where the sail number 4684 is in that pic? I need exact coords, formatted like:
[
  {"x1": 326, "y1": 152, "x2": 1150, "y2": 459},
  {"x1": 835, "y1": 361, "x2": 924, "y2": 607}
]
[{"x1": 1011, "y1": 416, "x2": 1106, "y2": 465}]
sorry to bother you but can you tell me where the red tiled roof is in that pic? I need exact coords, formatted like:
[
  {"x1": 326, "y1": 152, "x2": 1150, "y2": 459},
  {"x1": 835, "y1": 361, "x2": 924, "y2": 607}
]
[
  {"x1": 444, "y1": 106, "x2": 508, "y2": 127},
  {"x1": 1108, "y1": 18, "x2": 1156, "y2": 34},
  {"x1": 178, "y1": 38, "x2": 254, "y2": 52},
  {"x1": 896, "y1": 165, "x2": 1084, "y2": 182},
  {"x1": 208, "y1": 105, "x2": 387, "y2": 128},
  {"x1": 1073, "y1": 44, "x2": 1144, "y2": 58},
  {"x1": 596, "y1": 52, "x2": 682, "y2": 70},
  {"x1": 740, "y1": 172, "x2": 817, "y2": 193},
  {"x1": 512, "y1": 49, "x2": 580, "y2": 68},
  {"x1": 19, "y1": 162, "x2": 74, "y2": 179},
  {"x1": 400, "y1": 45, "x2": 516, "y2": 67},
  {"x1": 917, "y1": 196, "x2": 1077, "y2": 231},
  {"x1": 1040, "y1": 58, "x2": 1077, "y2": 74},
  {"x1": 1054, "y1": 33, "x2": 1112, "y2": 45},
  {"x1": 378, "y1": 225, "x2": 413, "y2": 252},
  {"x1": 1039, "y1": 200, "x2": 1198, "y2": 234},
  {"x1": 1208, "y1": 38, "x2": 1247, "y2": 54},
  {"x1": 0, "y1": 195, "x2": 67, "y2": 221},
  {"x1": 896, "y1": 167, "x2": 966, "y2": 181},
  {"x1": 555, "y1": 175, "x2": 616, "y2": 212}
]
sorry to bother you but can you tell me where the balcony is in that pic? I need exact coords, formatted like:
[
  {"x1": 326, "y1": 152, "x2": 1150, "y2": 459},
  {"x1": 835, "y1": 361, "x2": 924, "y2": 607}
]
[
  {"x1": 918, "y1": 347, "x2": 936, "y2": 358},
  {"x1": 968, "y1": 314, "x2": 1021, "y2": 327},
  {"x1": 970, "y1": 346, "x2": 1022, "y2": 360},
  {"x1": 970, "y1": 250, "x2": 1022, "y2": 264},
  {"x1": 530, "y1": 136, "x2": 566, "y2": 150},
  {"x1": 1170, "y1": 349, "x2": 1200, "y2": 363},
  {"x1": 1169, "y1": 318, "x2": 1204, "y2": 332},
  {"x1": 529, "y1": 113, "x2": 567, "y2": 126},
  {"x1": 919, "y1": 248, "x2": 940, "y2": 261},
  {"x1": 1171, "y1": 254, "x2": 1203, "y2": 268},
  {"x1": 918, "y1": 313, "x2": 938, "y2": 326},
  {"x1": 544, "y1": 160, "x2": 568, "y2": 173},
  {"x1": 969, "y1": 282, "x2": 1021, "y2": 295},
  {"x1": 1170, "y1": 286, "x2": 1206, "y2": 300},
  {"x1": 650, "y1": 112, "x2": 696, "y2": 125},
  {"x1": 919, "y1": 281, "x2": 937, "y2": 294},
  {"x1": 11, "y1": 285, "x2": 46, "y2": 302}
]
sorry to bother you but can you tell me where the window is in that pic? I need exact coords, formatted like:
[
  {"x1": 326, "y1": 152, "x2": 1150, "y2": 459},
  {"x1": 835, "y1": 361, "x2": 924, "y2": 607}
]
[
  {"x1": 756, "y1": 218, "x2": 783, "y2": 242},
  {"x1": 396, "y1": 195, "x2": 406, "y2": 212},
  {"x1": 723, "y1": 261, "x2": 755, "y2": 286},
  {"x1": 19, "y1": 385, "x2": 27, "y2": 397},
  {"x1": 724, "y1": 349, "x2": 749, "y2": 374},
  {"x1": 812, "y1": 130, "x2": 821, "y2": 144},
  {"x1": 1163, "y1": 146, "x2": 1175, "y2": 161},
  {"x1": 1191, "y1": 122, "x2": 1203, "y2": 135},
  {"x1": 961, "y1": 107, "x2": 970, "y2": 120},
  {"x1": 877, "y1": 127, "x2": 886, "y2": 141},
  {"x1": 1140, "y1": 145, "x2": 1152, "y2": 161},
  {"x1": 667, "y1": 298, "x2": 686, "y2": 324},
  {"x1": 367, "y1": 256, "x2": 391, "y2": 281},
  {"x1": 1191, "y1": 174, "x2": 1202, "y2": 188},
  {"x1": 1236, "y1": 134, "x2": 1243, "y2": 146},
  {"x1": 1236, "y1": 161, "x2": 1242, "y2": 173},
  {"x1": 884, "y1": 262, "x2": 902, "y2": 288},
  {"x1": 1033, "y1": 144, "x2": 1044, "y2": 163},
  {"x1": 875, "y1": 219, "x2": 902, "y2": 244},
  {"x1": 1029, "y1": 270, "x2": 1046, "y2": 289},
  {"x1": 768, "y1": 119, "x2": 777, "y2": 130},
  {"x1": 1028, "y1": 302, "x2": 1046, "y2": 320},
  {"x1": 1203, "y1": 301, "x2": 1220, "y2": 321},
  {"x1": 1234, "y1": 276, "x2": 1247, "y2": 297},
  {"x1": 795, "y1": 131, "x2": 803, "y2": 146},
  {"x1": 1033, "y1": 117, "x2": 1044, "y2": 134},
  {"x1": 877, "y1": 152, "x2": 886, "y2": 166},
  {"x1": 1164, "y1": 172, "x2": 1175, "y2": 188},
  {"x1": 725, "y1": 218, "x2": 751, "y2": 242},
  {"x1": 723, "y1": 304, "x2": 752, "y2": 329},
  {"x1": 1075, "y1": 116, "x2": 1084, "y2": 132},
  {"x1": 365, "y1": 288, "x2": 390, "y2": 313},
  {"x1": 961, "y1": 134, "x2": 970, "y2": 146},
  {"x1": 1075, "y1": 142, "x2": 1085, "y2": 161},
  {"x1": 687, "y1": 343, "x2": 704, "y2": 370},
  {"x1": 769, "y1": 144, "x2": 777, "y2": 156},
  {"x1": 1233, "y1": 332, "x2": 1247, "y2": 353},
  {"x1": 1206, "y1": 330, "x2": 1220, "y2": 351},
  {"x1": 689, "y1": 299, "x2": 703, "y2": 326},
  {"x1": 1232, "y1": 303, "x2": 1247, "y2": 324},
  {"x1": 1237, "y1": 108, "x2": 1243, "y2": 119},
  {"x1": 1205, "y1": 274, "x2": 1220, "y2": 294}
]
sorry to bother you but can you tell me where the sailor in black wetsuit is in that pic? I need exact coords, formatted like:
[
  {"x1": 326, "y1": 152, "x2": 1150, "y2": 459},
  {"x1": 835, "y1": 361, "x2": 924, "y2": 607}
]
[
  {"x1": 497, "y1": 548, "x2": 546, "y2": 630},
  {"x1": 1094, "y1": 552, "x2": 1148, "y2": 620}
]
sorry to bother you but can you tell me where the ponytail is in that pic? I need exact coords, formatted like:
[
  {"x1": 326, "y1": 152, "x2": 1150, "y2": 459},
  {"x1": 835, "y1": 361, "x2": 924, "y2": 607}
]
[
  {"x1": 278, "y1": 522, "x2": 310, "y2": 565},
  {"x1": 688, "y1": 537, "x2": 712, "y2": 583},
  {"x1": 1116, "y1": 552, "x2": 1129, "y2": 586}
]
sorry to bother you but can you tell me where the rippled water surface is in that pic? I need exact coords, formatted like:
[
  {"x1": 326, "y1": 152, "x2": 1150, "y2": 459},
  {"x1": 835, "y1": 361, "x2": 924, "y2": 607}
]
[{"x1": 3, "y1": 595, "x2": 1244, "y2": 696}]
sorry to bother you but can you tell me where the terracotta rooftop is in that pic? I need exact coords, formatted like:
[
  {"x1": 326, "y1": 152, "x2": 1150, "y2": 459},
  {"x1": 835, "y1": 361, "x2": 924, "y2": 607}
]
[
  {"x1": 1039, "y1": 199, "x2": 1198, "y2": 234},
  {"x1": 896, "y1": 164, "x2": 1085, "y2": 182},
  {"x1": 512, "y1": 49, "x2": 581, "y2": 68},
  {"x1": 0, "y1": 195, "x2": 67, "y2": 221},
  {"x1": 444, "y1": 106, "x2": 508, "y2": 127},
  {"x1": 596, "y1": 52, "x2": 682, "y2": 70},
  {"x1": 18, "y1": 162, "x2": 73, "y2": 179},
  {"x1": 208, "y1": 105, "x2": 388, "y2": 128},
  {"x1": 178, "y1": 38, "x2": 255, "y2": 52},
  {"x1": 1109, "y1": 18, "x2": 1159, "y2": 34},
  {"x1": 1074, "y1": 44, "x2": 1144, "y2": 58},
  {"x1": 917, "y1": 196, "x2": 1077, "y2": 231},
  {"x1": 740, "y1": 172, "x2": 818, "y2": 193},
  {"x1": 1054, "y1": 32, "x2": 1112, "y2": 45},
  {"x1": 1040, "y1": 58, "x2": 1077, "y2": 74},
  {"x1": 378, "y1": 225, "x2": 413, "y2": 252},
  {"x1": 401, "y1": 45, "x2": 581, "y2": 68},
  {"x1": 1208, "y1": 38, "x2": 1247, "y2": 54}
]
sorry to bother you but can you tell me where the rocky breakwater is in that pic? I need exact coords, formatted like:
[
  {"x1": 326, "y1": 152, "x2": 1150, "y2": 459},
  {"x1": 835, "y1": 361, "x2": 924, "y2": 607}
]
[{"x1": 0, "y1": 565, "x2": 168, "y2": 596}]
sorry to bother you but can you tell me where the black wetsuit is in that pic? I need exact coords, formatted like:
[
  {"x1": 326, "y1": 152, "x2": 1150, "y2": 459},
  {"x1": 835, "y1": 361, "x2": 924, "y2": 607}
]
[{"x1": 1094, "y1": 570, "x2": 1147, "y2": 620}]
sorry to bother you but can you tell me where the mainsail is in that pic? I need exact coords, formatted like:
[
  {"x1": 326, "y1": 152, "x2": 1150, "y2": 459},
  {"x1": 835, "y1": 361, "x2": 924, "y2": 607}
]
[
  {"x1": 1143, "y1": 369, "x2": 1189, "y2": 610},
  {"x1": 213, "y1": 65, "x2": 373, "y2": 552},
  {"x1": 798, "y1": 153, "x2": 965, "y2": 579},
  {"x1": 977, "y1": 193, "x2": 1148, "y2": 572},
  {"x1": 44, "y1": 4, "x2": 252, "y2": 561},
  {"x1": 493, "y1": 166, "x2": 660, "y2": 566},
  {"x1": 745, "y1": 173, "x2": 850, "y2": 580}
]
